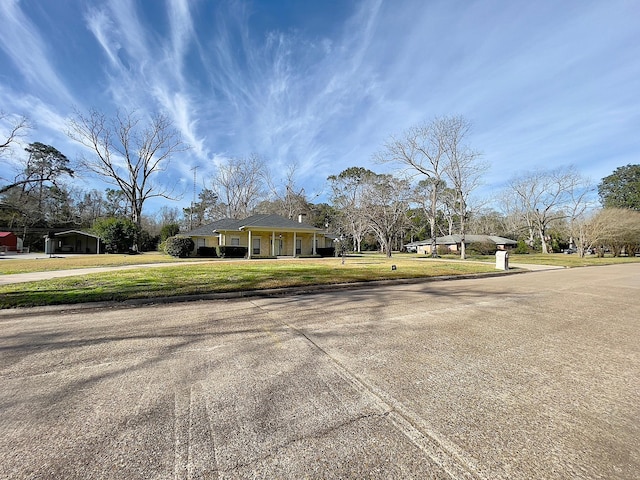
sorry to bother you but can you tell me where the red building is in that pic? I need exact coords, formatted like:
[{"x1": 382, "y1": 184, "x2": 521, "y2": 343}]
[{"x1": 0, "y1": 231, "x2": 19, "y2": 252}]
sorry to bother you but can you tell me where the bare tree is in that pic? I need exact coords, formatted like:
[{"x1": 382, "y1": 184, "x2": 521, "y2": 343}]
[
  {"x1": 504, "y1": 167, "x2": 592, "y2": 254},
  {"x1": 0, "y1": 112, "x2": 30, "y2": 156},
  {"x1": 328, "y1": 167, "x2": 374, "y2": 253},
  {"x1": 262, "y1": 163, "x2": 310, "y2": 220},
  {"x1": 361, "y1": 173, "x2": 411, "y2": 258},
  {"x1": 378, "y1": 116, "x2": 466, "y2": 257},
  {"x1": 67, "y1": 109, "x2": 188, "y2": 248},
  {"x1": 208, "y1": 154, "x2": 266, "y2": 219},
  {"x1": 1, "y1": 113, "x2": 32, "y2": 193},
  {"x1": 442, "y1": 117, "x2": 485, "y2": 259},
  {"x1": 582, "y1": 208, "x2": 640, "y2": 257}
]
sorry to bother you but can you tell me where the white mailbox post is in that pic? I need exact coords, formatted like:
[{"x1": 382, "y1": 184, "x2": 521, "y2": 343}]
[{"x1": 496, "y1": 250, "x2": 509, "y2": 270}]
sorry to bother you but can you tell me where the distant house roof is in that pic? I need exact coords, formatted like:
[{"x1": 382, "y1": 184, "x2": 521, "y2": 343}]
[
  {"x1": 188, "y1": 214, "x2": 322, "y2": 236},
  {"x1": 42, "y1": 230, "x2": 101, "y2": 239},
  {"x1": 406, "y1": 235, "x2": 517, "y2": 247}
]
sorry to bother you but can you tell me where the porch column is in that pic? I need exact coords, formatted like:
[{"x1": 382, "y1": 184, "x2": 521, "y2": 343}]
[
  {"x1": 293, "y1": 232, "x2": 297, "y2": 257},
  {"x1": 313, "y1": 233, "x2": 317, "y2": 255},
  {"x1": 247, "y1": 230, "x2": 252, "y2": 259},
  {"x1": 272, "y1": 231, "x2": 276, "y2": 256}
]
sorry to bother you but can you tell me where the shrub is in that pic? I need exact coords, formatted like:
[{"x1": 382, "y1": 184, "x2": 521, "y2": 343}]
[
  {"x1": 514, "y1": 240, "x2": 529, "y2": 254},
  {"x1": 466, "y1": 240, "x2": 496, "y2": 256},
  {"x1": 164, "y1": 236, "x2": 195, "y2": 257},
  {"x1": 197, "y1": 246, "x2": 218, "y2": 257},
  {"x1": 160, "y1": 223, "x2": 180, "y2": 242},
  {"x1": 92, "y1": 217, "x2": 137, "y2": 254},
  {"x1": 316, "y1": 247, "x2": 335, "y2": 257},
  {"x1": 138, "y1": 230, "x2": 159, "y2": 252},
  {"x1": 217, "y1": 245, "x2": 247, "y2": 258},
  {"x1": 436, "y1": 245, "x2": 450, "y2": 256}
]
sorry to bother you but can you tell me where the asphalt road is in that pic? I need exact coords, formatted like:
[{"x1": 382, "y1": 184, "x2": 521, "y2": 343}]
[{"x1": 1, "y1": 264, "x2": 638, "y2": 479}]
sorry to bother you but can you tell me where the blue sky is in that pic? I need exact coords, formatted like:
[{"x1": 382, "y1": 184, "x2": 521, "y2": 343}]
[{"x1": 1, "y1": 0, "x2": 639, "y2": 213}]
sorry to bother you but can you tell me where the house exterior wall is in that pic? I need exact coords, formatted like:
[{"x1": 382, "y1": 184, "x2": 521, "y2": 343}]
[
  {"x1": 417, "y1": 242, "x2": 513, "y2": 254},
  {"x1": 0, "y1": 232, "x2": 18, "y2": 251},
  {"x1": 191, "y1": 231, "x2": 325, "y2": 257},
  {"x1": 417, "y1": 244, "x2": 457, "y2": 255}
]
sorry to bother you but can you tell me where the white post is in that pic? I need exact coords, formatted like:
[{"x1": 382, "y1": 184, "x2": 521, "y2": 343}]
[
  {"x1": 293, "y1": 232, "x2": 297, "y2": 257},
  {"x1": 313, "y1": 233, "x2": 317, "y2": 255},
  {"x1": 272, "y1": 232, "x2": 275, "y2": 256},
  {"x1": 248, "y1": 230, "x2": 252, "y2": 259}
]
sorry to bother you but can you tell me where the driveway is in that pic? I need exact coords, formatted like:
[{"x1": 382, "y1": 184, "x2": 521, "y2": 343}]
[{"x1": 1, "y1": 264, "x2": 638, "y2": 479}]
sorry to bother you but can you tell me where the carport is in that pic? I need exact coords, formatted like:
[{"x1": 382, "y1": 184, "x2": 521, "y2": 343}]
[{"x1": 44, "y1": 230, "x2": 101, "y2": 254}]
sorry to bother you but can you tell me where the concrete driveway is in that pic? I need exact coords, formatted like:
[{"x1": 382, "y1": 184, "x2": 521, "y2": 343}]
[{"x1": 1, "y1": 264, "x2": 638, "y2": 479}]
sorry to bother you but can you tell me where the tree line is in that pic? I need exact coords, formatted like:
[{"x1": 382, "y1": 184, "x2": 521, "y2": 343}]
[{"x1": 1, "y1": 109, "x2": 639, "y2": 256}]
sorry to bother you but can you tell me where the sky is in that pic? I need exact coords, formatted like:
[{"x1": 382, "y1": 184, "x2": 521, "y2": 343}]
[{"x1": 1, "y1": 0, "x2": 639, "y2": 215}]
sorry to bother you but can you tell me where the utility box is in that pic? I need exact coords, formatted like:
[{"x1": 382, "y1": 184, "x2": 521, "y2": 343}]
[
  {"x1": 496, "y1": 250, "x2": 509, "y2": 270},
  {"x1": 45, "y1": 238, "x2": 55, "y2": 255}
]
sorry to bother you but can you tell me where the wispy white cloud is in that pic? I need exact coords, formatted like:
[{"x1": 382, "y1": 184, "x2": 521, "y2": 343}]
[
  {"x1": 84, "y1": 0, "x2": 206, "y2": 168},
  {"x1": 2, "y1": 0, "x2": 638, "y2": 212},
  {"x1": 0, "y1": 0, "x2": 75, "y2": 106}
]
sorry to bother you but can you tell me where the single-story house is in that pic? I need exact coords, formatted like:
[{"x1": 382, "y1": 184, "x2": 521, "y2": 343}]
[
  {"x1": 406, "y1": 234, "x2": 517, "y2": 255},
  {"x1": 44, "y1": 230, "x2": 102, "y2": 254},
  {"x1": 187, "y1": 214, "x2": 333, "y2": 258},
  {"x1": 0, "y1": 231, "x2": 21, "y2": 253}
]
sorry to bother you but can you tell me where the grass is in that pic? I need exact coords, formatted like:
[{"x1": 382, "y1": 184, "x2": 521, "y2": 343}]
[
  {"x1": 434, "y1": 252, "x2": 640, "y2": 267},
  {"x1": 0, "y1": 257, "x2": 496, "y2": 308},
  {"x1": 0, "y1": 251, "x2": 201, "y2": 275},
  {"x1": 2, "y1": 251, "x2": 638, "y2": 309}
]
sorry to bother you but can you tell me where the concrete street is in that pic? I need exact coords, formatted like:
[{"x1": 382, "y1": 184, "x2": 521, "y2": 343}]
[{"x1": 1, "y1": 264, "x2": 638, "y2": 479}]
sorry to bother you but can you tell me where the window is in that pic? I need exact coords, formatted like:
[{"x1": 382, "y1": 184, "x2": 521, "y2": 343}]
[
  {"x1": 253, "y1": 237, "x2": 261, "y2": 255},
  {"x1": 231, "y1": 237, "x2": 240, "y2": 246},
  {"x1": 296, "y1": 238, "x2": 302, "y2": 255}
]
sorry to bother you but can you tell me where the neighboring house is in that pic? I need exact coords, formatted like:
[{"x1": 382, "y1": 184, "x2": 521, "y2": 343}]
[
  {"x1": 0, "y1": 231, "x2": 21, "y2": 253},
  {"x1": 187, "y1": 214, "x2": 333, "y2": 258},
  {"x1": 44, "y1": 230, "x2": 102, "y2": 254},
  {"x1": 406, "y1": 234, "x2": 517, "y2": 255}
]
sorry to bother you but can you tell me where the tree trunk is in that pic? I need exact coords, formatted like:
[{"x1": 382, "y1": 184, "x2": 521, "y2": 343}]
[{"x1": 539, "y1": 227, "x2": 549, "y2": 254}]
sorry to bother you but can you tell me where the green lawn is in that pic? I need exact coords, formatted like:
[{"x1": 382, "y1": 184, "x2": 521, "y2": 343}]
[
  {"x1": 0, "y1": 252, "x2": 202, "y2": 275},
  {"x1": 0, "y1": 257, "x2": 495, "y2": 308},
  {"x1": 425, "y1": 251, "x2": 640, "y2": 267},
  {"x1": 2, "y1": 252, "x2": 638, "y2": 309}
]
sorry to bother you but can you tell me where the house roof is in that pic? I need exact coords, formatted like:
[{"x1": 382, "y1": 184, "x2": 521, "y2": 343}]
[
  {"x1": 188, "y1": 214, "x2": 322, "y2": 236},
  {"x1": 59, "y1": 230, "x2": 101, "y2": 239},
  {"x1": 406, "y1": 234, "x2": 517, "y2": 247},
  {"x1": 42, "y1": 230, "x2": 101, "y2": 239}
]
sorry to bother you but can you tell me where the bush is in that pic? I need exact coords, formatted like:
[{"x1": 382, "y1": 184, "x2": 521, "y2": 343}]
[
  {"x1": 316, "y1": 247, "x2": 335, "y2": 257},
  {"x1": 160, "y1": 223, "x2": 180, "y2": 242},
  {"x1": 514, "y1": 240, "x2": 530, "y2": 254},
  {"x1": 466, "y1": 241, "x2": 496, "y2": 256},
  {"x1": 164, "y1": 236, "x2": 195, "y2": 257},
  {"x1": 197, "y1": 246, "x2": 218, "y2": 257},
  {"x1": 138, "y1": 230, "x2": 159, "y2": 252},
  {"x1": 217, "y1": 246, "x2": 247, "y2": 258},
  {"x1": 436, "y1": 245, "x2": 450, "y2": 256},
  {"x1": 92, "y1": 217, "x2": 137, "y2": 254}
]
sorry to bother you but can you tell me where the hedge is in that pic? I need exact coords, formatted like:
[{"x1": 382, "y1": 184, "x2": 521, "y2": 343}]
[
  {"x1": 316, "y1": 247, "x2": 335, "y2": 257},
  {"x1": 197, "y1": 246, "x2": 218, "y2": 257},
  {"x1": 217, "y1": 246, "x2": 247, "y2": 258}
]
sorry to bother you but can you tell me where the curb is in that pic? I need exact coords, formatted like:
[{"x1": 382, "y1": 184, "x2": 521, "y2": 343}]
[{"x1": 0, "y1": 269, "x2": 528, "y2": 314}]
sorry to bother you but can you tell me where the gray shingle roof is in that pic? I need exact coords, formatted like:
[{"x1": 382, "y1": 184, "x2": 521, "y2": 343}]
[
  {"x1": 187, "y1": 214, "x2": 321, "y2": 235},
  {"x1": 406, "y1": 234, "x2": 517, "y2": 247}
]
